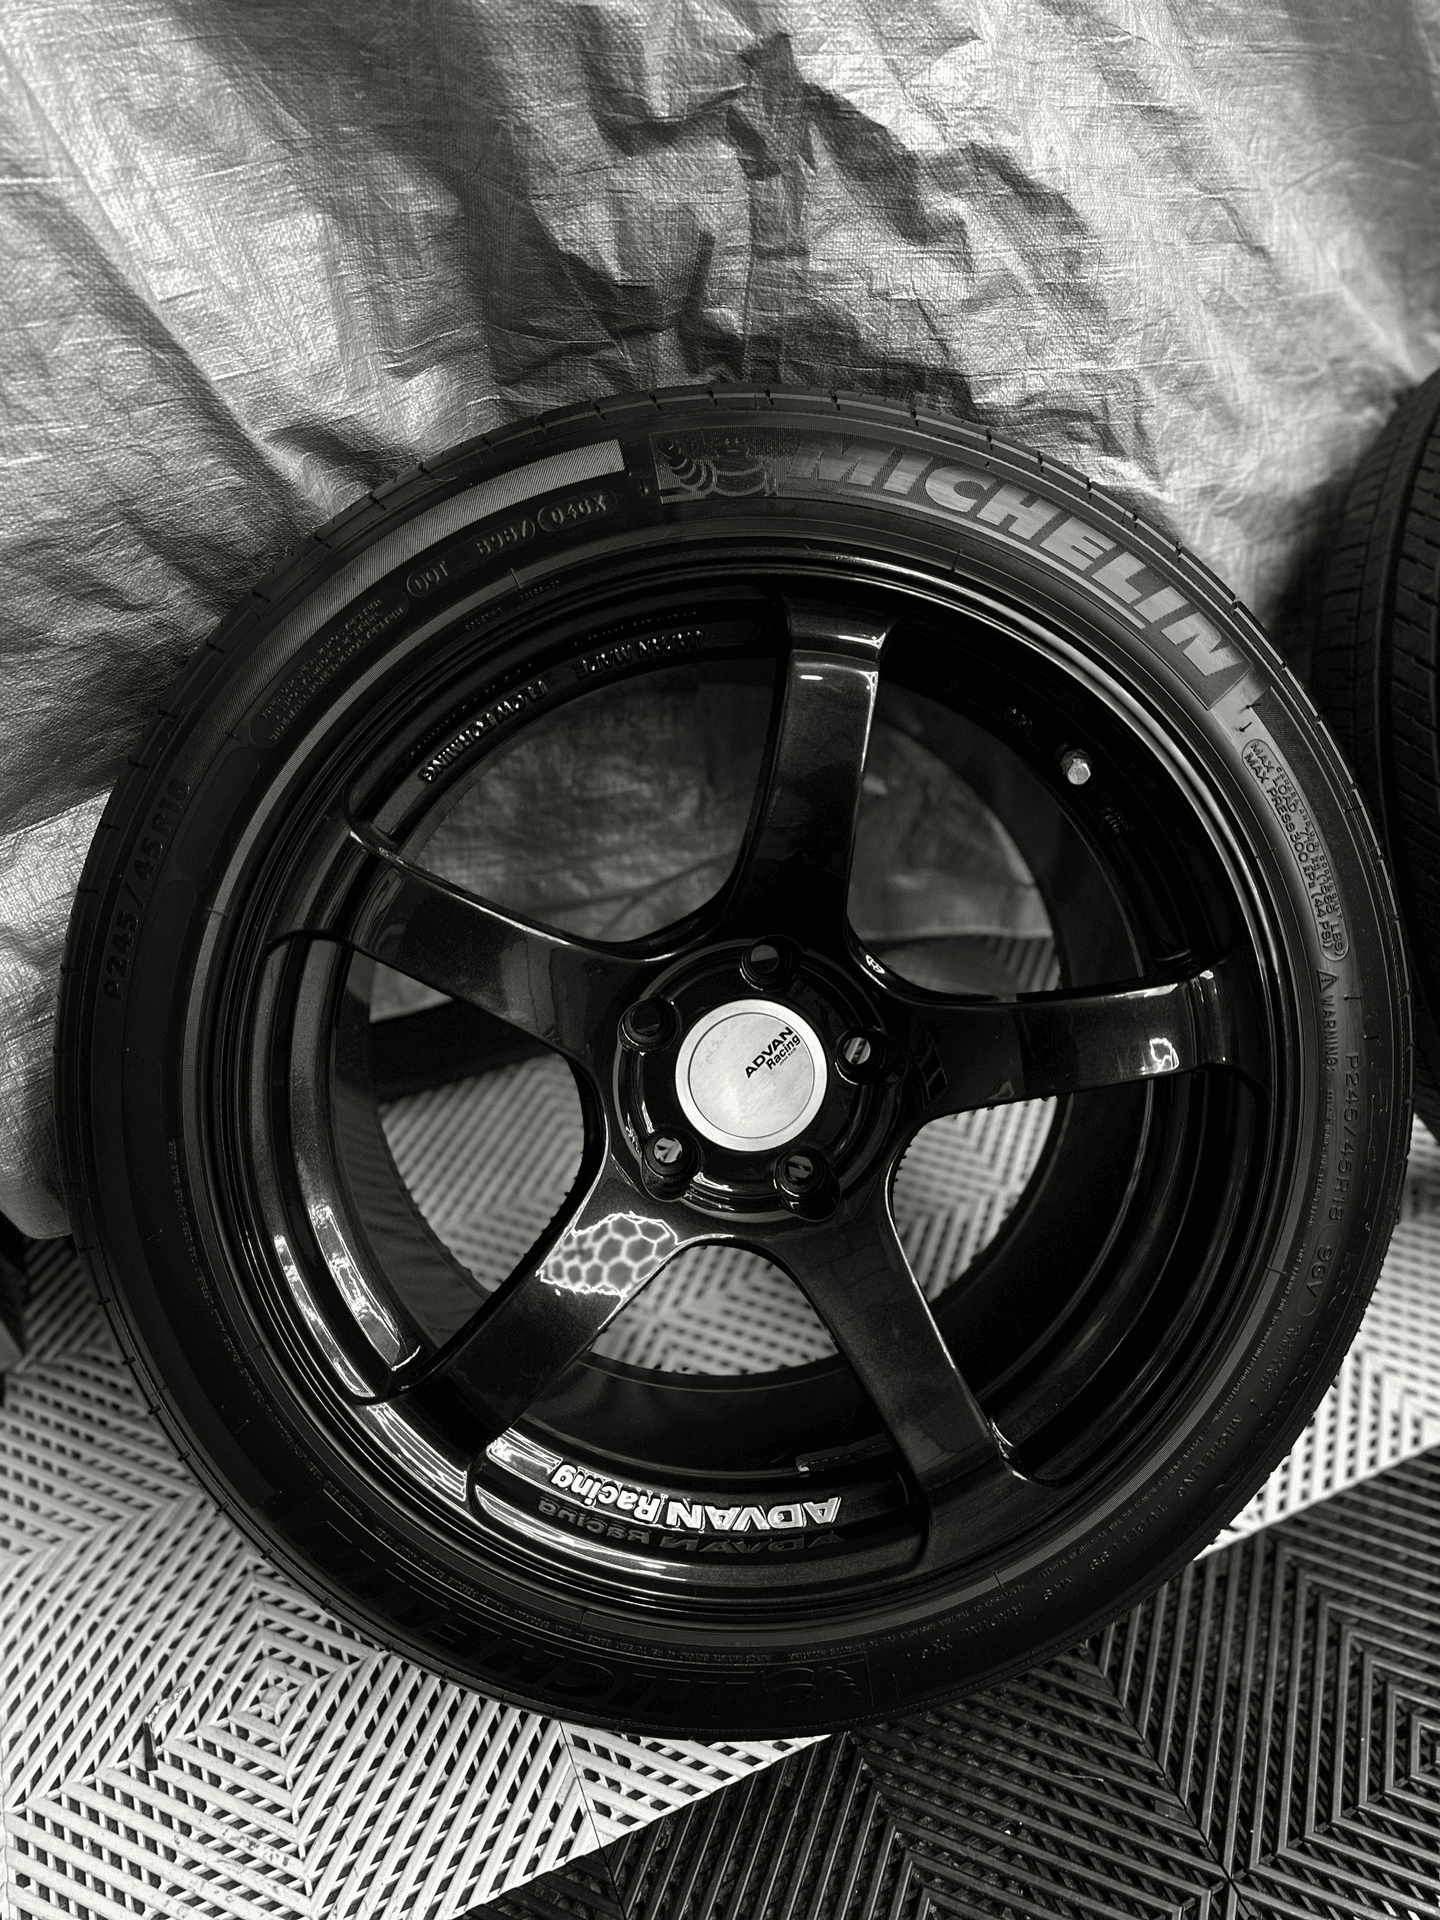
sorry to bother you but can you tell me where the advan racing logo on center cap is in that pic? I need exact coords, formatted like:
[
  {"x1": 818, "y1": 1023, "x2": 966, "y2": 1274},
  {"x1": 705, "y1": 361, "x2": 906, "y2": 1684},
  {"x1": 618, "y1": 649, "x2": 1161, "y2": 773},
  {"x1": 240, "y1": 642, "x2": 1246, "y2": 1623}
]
[
  {"x1": 745, "y1": 1024, "x2": 802, "y2": 1080},
  {"x1": 547, "y1": 1460, "x2": 840, "y2": 1533}
]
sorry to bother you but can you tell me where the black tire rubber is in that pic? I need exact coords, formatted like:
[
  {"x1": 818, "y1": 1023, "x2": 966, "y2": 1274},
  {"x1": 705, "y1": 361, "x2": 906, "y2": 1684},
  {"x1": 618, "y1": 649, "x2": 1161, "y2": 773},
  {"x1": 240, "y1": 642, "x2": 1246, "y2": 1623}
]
[
  {"x1": 58, "y1": 386, "x2": 1412, "y2": 1736},
  {"x1": 1314, "y1": 367, "x2": 1440, "y2": 1138}
]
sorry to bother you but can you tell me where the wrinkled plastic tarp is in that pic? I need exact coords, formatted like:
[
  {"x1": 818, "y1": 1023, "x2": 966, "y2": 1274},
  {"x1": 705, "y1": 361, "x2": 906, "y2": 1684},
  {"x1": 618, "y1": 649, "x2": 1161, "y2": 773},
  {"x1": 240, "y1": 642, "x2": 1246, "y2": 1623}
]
[{"x1": 2, "y1": 0, "x2": 1439, "y2": 1236}]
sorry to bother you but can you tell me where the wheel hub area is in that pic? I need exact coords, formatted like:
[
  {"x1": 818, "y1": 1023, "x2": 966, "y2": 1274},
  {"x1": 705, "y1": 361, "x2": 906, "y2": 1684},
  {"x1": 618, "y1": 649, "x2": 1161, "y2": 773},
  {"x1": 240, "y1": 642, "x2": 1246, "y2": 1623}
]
[
  {"x1": 674, "y1": 997, "x2": 828, "y2": 1152},
  {"x1": 614, "y1": 942, "x2": 894, "y2": 1214}
]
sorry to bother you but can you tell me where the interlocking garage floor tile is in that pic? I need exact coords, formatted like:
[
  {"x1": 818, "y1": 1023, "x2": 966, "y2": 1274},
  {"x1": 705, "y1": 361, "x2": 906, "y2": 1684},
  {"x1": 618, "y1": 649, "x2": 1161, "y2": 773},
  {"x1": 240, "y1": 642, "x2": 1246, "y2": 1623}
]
[
  {"x1": 0, "y1": 1239, "x2": 803, "y2": 1919},
  {"x1": 492, "y1": 1450, "x2": 1440, "y2": 1919},
  {"x1": 9, "y1": 1121, "x2": 1440, "y2": 1918}
]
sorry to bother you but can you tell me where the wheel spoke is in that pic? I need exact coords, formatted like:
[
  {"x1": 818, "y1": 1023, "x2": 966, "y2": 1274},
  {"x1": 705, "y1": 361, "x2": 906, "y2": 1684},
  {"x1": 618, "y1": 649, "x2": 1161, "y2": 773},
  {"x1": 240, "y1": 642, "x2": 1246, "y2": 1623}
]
[
  {"x1": 335, "y1": 824, "x2": 648, "y2": 1059},
  {"x1": 418, "y1": 1161, "x2": 698, "y2": 1447},
  {"x1": 900, "y1": 952, "x2": 1265, "y2": 1118},
  {"x1": 718, "y1": 599, "x2": 892, "y2": 941},
  {"x1": 774, "y1": 1185, "x2": 1007, "y2": 1496}
]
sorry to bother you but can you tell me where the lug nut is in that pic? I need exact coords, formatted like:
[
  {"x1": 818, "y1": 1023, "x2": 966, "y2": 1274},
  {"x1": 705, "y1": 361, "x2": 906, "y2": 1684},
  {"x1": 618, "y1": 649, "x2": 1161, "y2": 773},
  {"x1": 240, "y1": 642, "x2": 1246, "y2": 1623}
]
[
  {"x1": 835, "y1": 1028, "x2": 894, "y2": 1085},
  {"x1": 643, "y1": 1130, "x2": 697, "y2": 1191},
  {"x1": 776, "y1": 1146, "x2": 828, "y2": 1200},
  {"x1": 741, "y1": 939, "x2": 791, "y2": 990},
  {"x1": 620, "y1": 999, "x2": 675, "y2": 1051},
  {"x1": 1058, "y1": 746, "x2": 1093, "y2": 787},
  {"x1": 774, "y1": 1145, "x2": 838, "y2": 1217}
]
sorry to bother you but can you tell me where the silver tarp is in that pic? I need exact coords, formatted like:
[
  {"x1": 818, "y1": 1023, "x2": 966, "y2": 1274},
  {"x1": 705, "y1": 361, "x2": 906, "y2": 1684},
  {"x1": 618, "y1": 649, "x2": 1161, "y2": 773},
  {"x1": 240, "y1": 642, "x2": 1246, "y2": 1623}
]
[{"x1": 2, "y1": 0, "x2": 1438, "y2": 1236}]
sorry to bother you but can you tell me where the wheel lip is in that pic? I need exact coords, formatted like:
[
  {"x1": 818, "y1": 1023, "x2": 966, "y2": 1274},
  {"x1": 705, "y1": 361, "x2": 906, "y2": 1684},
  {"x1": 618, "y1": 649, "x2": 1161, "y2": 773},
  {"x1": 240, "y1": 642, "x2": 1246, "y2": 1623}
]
[
  {"x1": 180, "y1": 537, "x2": 1305, "y2": 1620},
  {"x1": 56, "y1": 420, "x2": 1413, "y2": 1681}
]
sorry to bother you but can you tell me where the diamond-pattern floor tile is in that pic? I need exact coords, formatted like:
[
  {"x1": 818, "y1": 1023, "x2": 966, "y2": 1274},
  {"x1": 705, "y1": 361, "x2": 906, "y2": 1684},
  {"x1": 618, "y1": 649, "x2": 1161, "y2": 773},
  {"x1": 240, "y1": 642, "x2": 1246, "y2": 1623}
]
[
  {"x1": 0, "y1": 1351, "x2": 196, "y2": 1558},
  {"x1": 11, "y1": 1123, "x2": 1440, "y2": 1917},
  {"x1": 0, "y1": 1244, "x2": 821, "y2": 1919},
  {"x1": 499, "y1": 1450, "x2": 1440, "y2": 1919},
  {"x1": 2, "y1": 1487, "x2": 604, "y2": 1918},
  {"x1": 0, "y1": 1258, "x2": 595, "y2": 1920},
  {"x1": 562, "y1": 1731, "x2": 826, "y2": 1849},
  {"x1": 1099, "y1": 1459, "x2": 1440, "y2": 1918}
]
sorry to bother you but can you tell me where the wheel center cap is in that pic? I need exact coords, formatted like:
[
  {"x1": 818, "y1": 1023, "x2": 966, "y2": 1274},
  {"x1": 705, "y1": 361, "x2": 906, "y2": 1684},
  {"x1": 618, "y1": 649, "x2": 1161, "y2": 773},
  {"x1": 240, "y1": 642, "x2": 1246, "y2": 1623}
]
[{"x1": 674, "y1": 998, "x2": 828, "y2": 1154}]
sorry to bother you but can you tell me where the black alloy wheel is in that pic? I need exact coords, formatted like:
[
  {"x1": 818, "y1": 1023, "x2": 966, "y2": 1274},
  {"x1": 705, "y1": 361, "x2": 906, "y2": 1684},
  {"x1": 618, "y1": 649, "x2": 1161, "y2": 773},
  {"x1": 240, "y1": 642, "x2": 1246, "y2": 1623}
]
[{"x1": 59, "y1": 387, "x2": 1411, "y2": 1736}]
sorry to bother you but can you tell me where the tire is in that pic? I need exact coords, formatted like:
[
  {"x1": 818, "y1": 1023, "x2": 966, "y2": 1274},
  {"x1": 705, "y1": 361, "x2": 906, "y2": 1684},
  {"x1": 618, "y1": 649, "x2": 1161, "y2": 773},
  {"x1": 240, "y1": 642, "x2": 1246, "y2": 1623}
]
[
  {"x1": 1314, "y1": 367, "x2": 1440, "y2": 1138},
  {"x1": 58, "y1": 386, "x2": 1411, "y2": 1736}
]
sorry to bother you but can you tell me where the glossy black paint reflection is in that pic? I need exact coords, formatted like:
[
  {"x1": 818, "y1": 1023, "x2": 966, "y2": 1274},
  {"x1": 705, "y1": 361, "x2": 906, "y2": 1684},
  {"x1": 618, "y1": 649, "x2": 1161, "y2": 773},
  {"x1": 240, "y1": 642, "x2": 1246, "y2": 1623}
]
[
  {"x1": 894, "y1": 952, "x2": 1265, "y2": 1121},
  {"x1": 769, "y1": 1177, "x2": 1006, "y2": 1496},
  {"x1": 428, "y1": 1163, "x2": 699, "y2": 1447},
  {"x1": 716, "y1": 603, "x2": 891, "y2": 943},
  {"x1": 344, "y1": 820, "x2": 651, "y2": 1061}
]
